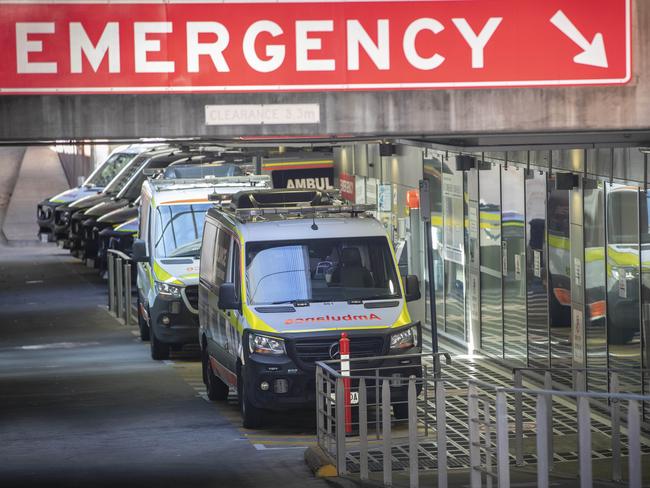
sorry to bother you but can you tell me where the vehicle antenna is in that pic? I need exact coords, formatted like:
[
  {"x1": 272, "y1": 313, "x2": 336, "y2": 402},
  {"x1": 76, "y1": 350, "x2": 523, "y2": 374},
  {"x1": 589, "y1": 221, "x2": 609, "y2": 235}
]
[{"x1": 311, "y1": 213, "x2": 319, "y2": 231}]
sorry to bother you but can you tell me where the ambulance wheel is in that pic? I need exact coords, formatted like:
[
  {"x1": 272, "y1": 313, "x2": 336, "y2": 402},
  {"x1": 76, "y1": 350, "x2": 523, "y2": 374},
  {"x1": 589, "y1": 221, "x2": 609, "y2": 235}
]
[
  {"x1": 204, "y1": 352, "x2": 229, "y2": 401},
  {"x1": 238, "y1": 369, "x2": 264, "y2": 429},
  {"x1": 150, "y1": 330, "x2": 169, "y2": 360},
  {"x1": 393, "y1": 403, "x2": 409, "y2": 421},
  {"x1": 137, "y1": 300, "x2": 150, "y2": 341}
]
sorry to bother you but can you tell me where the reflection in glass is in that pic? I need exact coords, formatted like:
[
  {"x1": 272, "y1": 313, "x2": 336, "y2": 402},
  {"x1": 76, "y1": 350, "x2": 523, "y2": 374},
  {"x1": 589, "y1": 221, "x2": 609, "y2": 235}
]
[
  {"x1": 502, "y1": 167, "x2": 526, "y2": 364},
  {"x1": 640, "y1": 190, "x2": 650, "y2": 416},
  {"x1": 443, "y1": 164, "x2": 465, "y2": 340},
  {"x1": 584, "y1": 182, "x2": 608, "y2": 391},
  {"x1": 423, "y1": 158, "x2": 444, "y2": 338},
  {"x1": 547, "y1": 179, "x2": 572, "y2": 375},
  {"x1": 479, "y1": 163, "x2": 503, "y2": 357},
  {"x1": 526, "y1": 171, "x2": 549, "y2": 368},
  {"x1": 606, "y1": 183, "x2": 642, "y2": 395}
]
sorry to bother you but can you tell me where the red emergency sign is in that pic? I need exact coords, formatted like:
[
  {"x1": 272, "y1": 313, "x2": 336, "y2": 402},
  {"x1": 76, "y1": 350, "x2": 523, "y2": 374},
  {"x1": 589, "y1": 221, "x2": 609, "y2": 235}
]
[{"x1": 0, "y1": 0, "x2": 631, "y2": 94}]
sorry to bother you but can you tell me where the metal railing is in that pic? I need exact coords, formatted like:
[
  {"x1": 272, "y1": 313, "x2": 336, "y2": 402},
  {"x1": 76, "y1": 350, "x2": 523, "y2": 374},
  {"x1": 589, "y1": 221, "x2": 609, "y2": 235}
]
[
  {"x1": 511, "y1": 366, "x2": 650, "y2": 477},
  {"x1": 316, "y1": 354, "x2": 650, "y2": 488},
  {"x1": 316, "y1": 352, "x2": 453, "y2": 488},
  {"x1": 469, "y1": 378, "x2": 650, "y2": 488},
  {"x1": 107, "y1": 249, "x2": 133, "y2": 325}
]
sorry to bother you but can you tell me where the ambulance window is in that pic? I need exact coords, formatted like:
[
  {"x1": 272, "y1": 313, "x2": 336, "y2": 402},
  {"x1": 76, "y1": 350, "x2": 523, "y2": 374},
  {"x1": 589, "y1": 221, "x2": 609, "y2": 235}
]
[
  {"x1": 214, "y1": 227, "x2": 231, "y2": 287},
  {"x1": 245, "y1": 236, "x2": 400, "y2": 305},
  {"x1": 231, "y1": 241, "x2": 241, "y2": 301},
  {"x1": 139, "y1": 197, "x2": 149, "y2": 244},
  {"x1": 200, "y1": 222, "x2": 217, "y2": 284},
  {"x1": 88, "y1": 152, "x2": 135, "y2": 187}
]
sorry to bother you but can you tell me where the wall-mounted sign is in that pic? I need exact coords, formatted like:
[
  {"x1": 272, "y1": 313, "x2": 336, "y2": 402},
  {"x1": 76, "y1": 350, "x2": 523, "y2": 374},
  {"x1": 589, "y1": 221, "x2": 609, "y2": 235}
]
[
  {"x1": 263, "y1": 157, "x2": 334, "y2": 189},
  {"x1": 378, "y1": 184, "x2": 392, "y2": 212},
  {"x1": 0, "y1": 0, "x2": 630, "y2": 94},
  {"x1": 206, "y1": 104, "x2": 319, "y2": 125},
  {"x1": 366, "y1": 178, "x2": 378, "y2": 205},
  {"x1": 572, "y1": 309, "x2": 584, "y2": 364},
  {"x1": 354, "y1": 176, "x2": 366, "y2": 204},
  {"x1": 339, "y1": 173, "x2": 355, "y2": 201}
]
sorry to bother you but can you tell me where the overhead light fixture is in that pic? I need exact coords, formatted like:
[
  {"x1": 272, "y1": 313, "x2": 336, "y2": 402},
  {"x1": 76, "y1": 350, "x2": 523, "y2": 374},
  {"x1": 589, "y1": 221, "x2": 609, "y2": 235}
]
[
  {"x1": 379, "y1": 142, "x2": 396, "y2": 156},
  {"x1": 555, "y1": 172, "x2": 580, "y2": 190},
  {"x1": 455, "y1": 155, "x2": 476, "y2": 171}
]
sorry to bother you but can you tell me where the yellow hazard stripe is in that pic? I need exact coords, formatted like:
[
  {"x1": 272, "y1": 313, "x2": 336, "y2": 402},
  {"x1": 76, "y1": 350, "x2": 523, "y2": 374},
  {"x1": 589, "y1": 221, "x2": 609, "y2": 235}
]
[
  {"x1": 548, "y1": 234, "x2": 570, "y2": 251},
  {"x1": 262, "y1": 160, "x2": 333, "y2": 169}
]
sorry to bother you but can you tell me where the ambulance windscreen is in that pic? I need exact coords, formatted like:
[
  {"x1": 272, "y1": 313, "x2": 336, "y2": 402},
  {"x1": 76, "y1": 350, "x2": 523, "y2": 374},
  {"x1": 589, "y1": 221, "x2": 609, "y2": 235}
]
[
  {"x1": 154, "y1": 203, "x2": 212, "y2": 258},
  {"x1": 245, "y1": 236, "x2": 400, "y2": 305},
  {"x1": 87, "y1": 152, "x2": 136, "y2": 188}
]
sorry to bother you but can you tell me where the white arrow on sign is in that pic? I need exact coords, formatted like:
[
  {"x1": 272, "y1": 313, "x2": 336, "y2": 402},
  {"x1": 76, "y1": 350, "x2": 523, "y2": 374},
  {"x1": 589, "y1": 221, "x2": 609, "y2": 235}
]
[{"x1": 550, "y1": 10, "x2": 608, "y2": 68}]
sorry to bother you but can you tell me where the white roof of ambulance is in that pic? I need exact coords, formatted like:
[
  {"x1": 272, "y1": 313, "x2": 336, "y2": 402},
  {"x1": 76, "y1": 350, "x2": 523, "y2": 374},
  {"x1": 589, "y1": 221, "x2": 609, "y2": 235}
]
[
  {"x1": 230, "y1": 214, "x2": 389, "y2": 242},
  {"x1": 145, "y1": 178, "x2": 269, "y2": 206}
]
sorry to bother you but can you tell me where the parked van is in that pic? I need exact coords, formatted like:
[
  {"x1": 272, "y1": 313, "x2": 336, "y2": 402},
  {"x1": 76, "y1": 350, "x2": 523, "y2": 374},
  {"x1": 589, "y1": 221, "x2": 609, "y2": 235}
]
[
  {"x1": 131, "y1": 175, "x2": 271, "y2": 360},
  {"x1": 39, "y1": 145, "x2": 149, "y2": 241},
  {"x1": 198, "y1": 189, "x2": 422, "y2": 428}
]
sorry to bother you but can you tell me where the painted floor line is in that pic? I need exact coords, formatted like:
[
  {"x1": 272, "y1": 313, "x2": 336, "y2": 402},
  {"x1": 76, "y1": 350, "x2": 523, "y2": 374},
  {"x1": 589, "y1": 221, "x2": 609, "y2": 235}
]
[{"x1": 253, "y1": 443, "x2": 308, "y2": 451}]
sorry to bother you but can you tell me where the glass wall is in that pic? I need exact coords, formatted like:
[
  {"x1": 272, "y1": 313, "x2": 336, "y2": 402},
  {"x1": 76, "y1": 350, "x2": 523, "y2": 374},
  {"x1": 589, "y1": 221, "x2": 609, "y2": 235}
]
[
  {"x1": 479, "y1": 163, "x2": 503, "y2": 357},
  {"x1": 606, "y1": 183, "x2": 642, "y2": 395},
  {"x1": 583, "y1": 181, "x2": 608, "y2": 391},
  {"x1": 423, "y1": 158, "x2": 445, "y2": 335},
  {"x1": 502, "y1": 166, "x2": 527, "y2": 364},
  {"x1": 547, "y1": 178, "x2": 572, "y2": 370},
  {"x1": 442, "y1": 164, "x2": 466, "y2": 340},
  {"x1": 640, "y1": 188, "x2": 650, "y2": 415},
  {"x1": 525, "y1": 171, "x2": 549, "y2": 368}
]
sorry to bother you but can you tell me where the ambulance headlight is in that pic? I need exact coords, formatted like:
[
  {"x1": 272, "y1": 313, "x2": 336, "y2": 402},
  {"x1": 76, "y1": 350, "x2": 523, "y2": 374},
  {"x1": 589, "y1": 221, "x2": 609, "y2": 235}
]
[
  {"x1": 154, "y1": 282, "x2": 183, "y2": 300},
  {"x1": 390, "y1": 325, "x2": 418, "y2": 351},
  {"x1": 249, "y1": 334, "x2": 286, "y2": 355}
]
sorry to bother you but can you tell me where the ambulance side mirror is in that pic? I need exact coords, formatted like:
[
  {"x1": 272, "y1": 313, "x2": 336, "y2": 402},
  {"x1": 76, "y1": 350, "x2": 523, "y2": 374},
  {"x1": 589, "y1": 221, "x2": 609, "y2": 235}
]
[
  {"x1": 404, "y1": 275, "x2": 421, "y2": 302},
  {"x1": 218, "y1": 282, "x2": 241, "y2": 311},
  {"x1": 131, "y1": 239, "x2": 149, "y2": 263}
]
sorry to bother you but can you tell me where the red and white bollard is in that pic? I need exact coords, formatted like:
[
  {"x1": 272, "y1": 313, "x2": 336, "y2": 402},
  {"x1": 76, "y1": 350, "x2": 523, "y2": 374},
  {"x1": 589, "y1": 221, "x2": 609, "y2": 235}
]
[{"x1": 340, "y1": 332, "x2": 352, "y2": 434}]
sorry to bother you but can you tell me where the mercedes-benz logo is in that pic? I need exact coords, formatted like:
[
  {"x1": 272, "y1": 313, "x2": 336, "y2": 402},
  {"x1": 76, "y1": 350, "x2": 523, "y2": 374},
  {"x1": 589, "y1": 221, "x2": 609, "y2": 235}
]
[{"x1": 329, "y1": 342, "x2": 340, "y2": 359}]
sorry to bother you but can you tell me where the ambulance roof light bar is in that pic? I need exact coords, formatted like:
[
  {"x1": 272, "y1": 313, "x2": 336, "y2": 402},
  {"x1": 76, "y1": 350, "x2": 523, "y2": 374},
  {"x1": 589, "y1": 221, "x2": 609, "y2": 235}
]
[
  {"x1": 151, "y1": 175, "x2": 271, "y2": 192},
  {"x1": 232, "y1": 203, "x2": 377, "y2": 221}
]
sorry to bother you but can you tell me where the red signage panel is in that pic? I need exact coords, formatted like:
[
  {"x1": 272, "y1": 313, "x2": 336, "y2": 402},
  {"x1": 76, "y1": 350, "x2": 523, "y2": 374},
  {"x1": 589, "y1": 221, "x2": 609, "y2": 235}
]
[
  {"x1": 0, "y1": 0, "x2": 631, "y2": 94},
  {"x1": 339, "y1": 173, "x2": 355, "y2": 201}
]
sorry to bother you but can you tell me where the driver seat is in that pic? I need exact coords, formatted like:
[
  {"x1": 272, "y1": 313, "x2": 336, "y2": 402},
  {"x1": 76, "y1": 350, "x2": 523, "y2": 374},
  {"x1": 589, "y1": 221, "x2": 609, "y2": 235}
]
[{"x1": 331, "y1": 248, "x2": 374, "y2": 288}]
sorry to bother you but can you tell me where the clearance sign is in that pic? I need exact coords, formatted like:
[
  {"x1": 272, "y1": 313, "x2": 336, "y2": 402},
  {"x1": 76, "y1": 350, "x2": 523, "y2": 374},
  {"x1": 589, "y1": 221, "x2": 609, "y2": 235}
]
[{"x1": 0, "y1": 0, "x2": 631, "y2": 94}]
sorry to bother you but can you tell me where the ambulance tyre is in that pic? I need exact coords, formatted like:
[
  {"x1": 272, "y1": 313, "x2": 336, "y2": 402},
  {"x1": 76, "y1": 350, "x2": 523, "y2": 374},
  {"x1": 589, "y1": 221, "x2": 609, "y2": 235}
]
[
  {"x1": 204, "y1": 352, "x2": 229, "y2": 401},
  {"x1": 150, "y1": 330, "x2": 169, "y2": 360},
  {"x1": 137, "y1": 299, "x2": 150, "y2": 341},
  {"x1": 393, "y1": 403, "x2": 409, "y2": 421},
  {"x1": 238, "y1": 366, "x2": 264, "y2": 429}
]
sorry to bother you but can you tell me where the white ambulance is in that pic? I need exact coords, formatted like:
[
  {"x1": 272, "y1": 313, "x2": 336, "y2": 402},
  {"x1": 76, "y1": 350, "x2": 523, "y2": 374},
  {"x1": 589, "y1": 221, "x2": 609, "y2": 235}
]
[
  {"x1": 198, "y1": 189, "x2": 422, "y2": 427},
  {"x1": 131, "y1": 175, "x2": 271, "y2": 359}
]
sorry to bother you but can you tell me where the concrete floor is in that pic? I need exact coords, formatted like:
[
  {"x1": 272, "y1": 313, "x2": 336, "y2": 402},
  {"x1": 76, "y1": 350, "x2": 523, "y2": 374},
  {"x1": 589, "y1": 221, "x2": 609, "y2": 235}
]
[{"x1": 0, "y1": 244, "x2": 331, "y2": 488}]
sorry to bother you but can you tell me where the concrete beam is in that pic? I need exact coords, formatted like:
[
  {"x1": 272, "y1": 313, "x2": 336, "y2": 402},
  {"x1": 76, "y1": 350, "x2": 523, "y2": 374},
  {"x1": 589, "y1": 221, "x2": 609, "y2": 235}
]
[{"x1": 0, "y1": 2, "x2": 648, "y2": 142}]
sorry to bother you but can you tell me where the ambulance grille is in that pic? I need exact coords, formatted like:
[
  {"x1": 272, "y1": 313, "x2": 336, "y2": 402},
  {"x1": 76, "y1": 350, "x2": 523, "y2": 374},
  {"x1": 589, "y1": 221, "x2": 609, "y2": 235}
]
[
  {"x1": 184, "y1": 285, "x2": 199, "y2": 310},
  {"x1": 291, "y1": 336, "x2": 385, "y2": 367}
]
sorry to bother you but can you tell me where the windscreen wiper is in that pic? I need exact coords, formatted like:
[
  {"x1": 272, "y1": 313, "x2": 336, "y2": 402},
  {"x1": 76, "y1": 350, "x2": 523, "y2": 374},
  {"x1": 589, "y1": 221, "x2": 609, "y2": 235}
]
[
  {"x1": 270, "y1": 300, "x2": 310, "y2": 307},
  {"x1": 350, "y1": 295, "x2": 401, "y2": 303}
]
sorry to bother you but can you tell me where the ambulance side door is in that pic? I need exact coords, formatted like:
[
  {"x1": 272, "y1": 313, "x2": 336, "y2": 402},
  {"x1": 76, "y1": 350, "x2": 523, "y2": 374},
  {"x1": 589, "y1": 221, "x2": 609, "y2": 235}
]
[
  {"x1": 209, "y1": 225, "x2": 232, "y2": 373},
  {"x1": 223, "y1": 238, "x2": 242, "y2": 373}
]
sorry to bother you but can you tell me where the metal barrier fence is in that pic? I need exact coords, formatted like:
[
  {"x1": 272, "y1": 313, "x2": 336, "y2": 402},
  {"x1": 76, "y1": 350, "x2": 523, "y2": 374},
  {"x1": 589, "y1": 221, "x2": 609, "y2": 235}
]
[
  {"x1": 107, "y1": 249, "x2": 133, "y2": 325},
  {"x1": 511, "y1": 366, "x2": 650, "y2": 479},
  {"x1": 469, "y1": 378, "x2": 649, "y2": 488},
  {"x1": 316, "y1": 354, "x2": 650, "y2": 488},
  {"x1": 316, "y1": 352, "x2": 453, "y2": 488}
]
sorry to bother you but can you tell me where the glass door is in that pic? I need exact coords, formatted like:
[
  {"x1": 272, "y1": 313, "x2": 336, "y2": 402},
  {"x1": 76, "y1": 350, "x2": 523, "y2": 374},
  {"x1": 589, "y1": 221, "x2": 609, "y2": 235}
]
[{"x1": 502, "y1": 166, "x2": 527, "y2": 364}]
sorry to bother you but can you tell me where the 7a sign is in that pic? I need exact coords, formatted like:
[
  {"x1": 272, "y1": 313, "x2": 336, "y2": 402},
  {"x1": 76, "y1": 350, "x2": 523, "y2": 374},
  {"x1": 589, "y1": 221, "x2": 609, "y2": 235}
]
[{"x1": 0, "y1": 0, "x2": 631, "y2": 94}]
